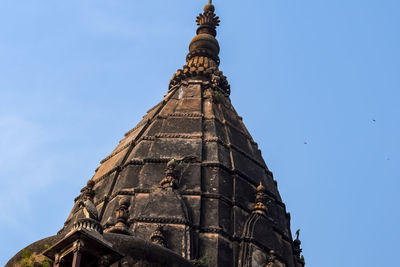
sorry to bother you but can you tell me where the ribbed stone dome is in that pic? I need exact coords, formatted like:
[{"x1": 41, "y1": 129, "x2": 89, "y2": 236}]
[{"x1": 7, "y1": 2, "x2": 305, "y2": 267}]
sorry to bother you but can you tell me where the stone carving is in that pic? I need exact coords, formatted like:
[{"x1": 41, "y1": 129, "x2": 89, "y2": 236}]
[
  {"x1": 293, "y1": 229, "x2": 305, "y2": 266},
  {"x1": 134, "y1": 175, "x2": 193, "y2": 260},
  {"x1": 98, "y1": 255, "x2": 111, "y2": 267},
  {"x1": 104, "y1": 197, "x2": 132, "y2": 235},
  {"x1": 169, "y1": 66, "x2": 230, "y2": 95},
  {"x1": 253, "y1": 181, "x2": 268, "y2": 215},
  {"x1": 81, "y1": 179, "x2": 95, "y2": 199},
  {"x1": 150, "y1": 225, "x2": 167, "y2": 248},
  {"x1": 160, "y1": 159, "x2": 179, "y2": 189},
  {"x1": 72, "y1": 239, "x2": 84, "y2": 253},
  {"x1": 160, "y1": 157, "x2": 196, "y2": 189},
  {"x1": 78, "y1": 199, "x2": 98, "y2": 220},
  {"x1": 196, "y1": 0, "x2": 220, "y2": 34},
  {"x1": 238, "y1": 181, "x2": 272, "y2": 267},
  {"x1": 250, "y1": 248, "x2": 267, "y2": 267},
  {"x1": 72, "y1": 180, "x2": 104, "y2": 234},
  {"x1": 78, "y1": 180, "x2": 98, "y2": 220},
  {"x1": 72, "y1": 217, "x2": 103, "y2": 234},
  {"x1": 168, "y1": 0, "x2": 231, "y2": 95},
  {"x1": 293, "y1": 229, "x2": 301, "y2": 257},
  {"x1": 267, "y1": 250, "x2": 286, "y2": 267},
  {"x1": 7, "y1": 1, "x2": 306, "y2": 266}
]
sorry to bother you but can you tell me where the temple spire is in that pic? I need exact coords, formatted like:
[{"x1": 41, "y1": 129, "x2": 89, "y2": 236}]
[
  {"x1": 188, "y1": 1, "x2": 220, "y2": 64},
  {"x1": 197, "y1": 0, "x2": 220, "y2": 36},
  {"x1": 169, "y1": 0, "x2": 230, "y2": 94}
]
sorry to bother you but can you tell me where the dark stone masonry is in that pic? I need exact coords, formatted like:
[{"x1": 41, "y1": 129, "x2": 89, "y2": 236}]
[{"x1": 7, "y1": 1, "x2": 305, "y2": 266}]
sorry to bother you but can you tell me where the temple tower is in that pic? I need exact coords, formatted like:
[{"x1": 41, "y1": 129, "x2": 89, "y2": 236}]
[{"x1": 7, "y1": 2, "x2": 305, "y2": 267}]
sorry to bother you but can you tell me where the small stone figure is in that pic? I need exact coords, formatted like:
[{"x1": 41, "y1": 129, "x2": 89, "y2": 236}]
[
  {"x1": 80, "y1": 179, "x2": 95, "y2": 200},
  {"x1": 293, "y1": 229, "x2": 302, "y2": 257},
  {"x1": 267, "y1": 250, "x2": 285, "y2": 267},
  {"x1": 98, "y1": 255, "x2": 111, "y2": 267},
  {"x1": 266, "y1": 250, "x2": 276, "y2": 267},
  {"x1": 104, "y1": 197, "x2": 132, "y2": 235},
  {"x1": 160, "y1": 157, "x2": 196, "y2": 189},
  {"x1": 72, "y1": 180, "x2": 104, "y2": 234},
  {"x1": 115, "y1": 198, "x2": 130, "y2": 228},
  {"x1": 150, "y1": 225, "x2": 167, "y2": 248},
  {"x1": 78, "y1": 180, "x2": 99, "y2": 220},
  {"x1": 78, "y1": 199, "x2": 98, "y2": 220},
  {"x1": 253, "y1": 181, "x2": 268, "y2": 215},
  {"x1": 293, "y1": 229, "x2": 305, "y2": 266},
  {"x1": 160, "y1": 159, "x2": 179, "y2": 189}
]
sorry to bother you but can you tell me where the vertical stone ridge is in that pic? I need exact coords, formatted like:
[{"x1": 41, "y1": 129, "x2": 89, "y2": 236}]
[{"x1": 98, "y1": 85, "x2": 181, "y2": 221}]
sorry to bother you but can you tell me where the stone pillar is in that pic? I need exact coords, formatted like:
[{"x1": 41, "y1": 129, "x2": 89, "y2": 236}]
[{"x1": 71, "y1": 240, "x2": 84, "y2": 267}]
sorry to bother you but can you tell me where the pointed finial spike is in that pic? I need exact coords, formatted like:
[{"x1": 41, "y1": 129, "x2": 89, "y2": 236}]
[
  {"x1": 253, "y1": 180, "x2": 267, "y2": 214},
  {"x1": 257, "y1": 180, "x2": 265, "y2": 191},
  {"x1": 203, "y1": 1, "x2": 216, "y2": 14}
]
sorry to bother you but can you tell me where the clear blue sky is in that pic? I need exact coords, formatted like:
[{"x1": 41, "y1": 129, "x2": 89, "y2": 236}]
[{"x1": 0, "y1": 0, "x2": 399, "y2": 266}]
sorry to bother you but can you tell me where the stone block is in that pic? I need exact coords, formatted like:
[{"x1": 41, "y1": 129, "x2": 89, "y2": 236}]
[
  {"x1": 162, "y1": 117, "x2": 202, "y2": 134},
  {"x1": 113, "y1": 165, "x2": 141, "y2": 191},
  {"x1": 202, "y1": 166, "x2": 233, "y2": 198}
]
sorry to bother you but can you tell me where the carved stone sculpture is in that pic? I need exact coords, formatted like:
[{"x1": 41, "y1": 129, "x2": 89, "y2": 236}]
[
  {"x1": 150, "y1": 225, "x2": 167, "y2": 248},
  {"x1": 104, "y1": 197, "x2": 132, "y2": 235}
]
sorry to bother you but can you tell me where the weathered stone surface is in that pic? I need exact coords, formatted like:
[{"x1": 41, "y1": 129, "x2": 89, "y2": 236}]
[
  {"x1": 8, "y1": 2, "x2": 305, "y2": 266},
  {"x1": 6, "y1": 236, "x2": 61, "y2": 267}
]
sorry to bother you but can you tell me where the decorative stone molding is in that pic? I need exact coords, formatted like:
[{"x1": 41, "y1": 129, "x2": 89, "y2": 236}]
[
  {"x1": 72, "y1": 218, "x2": 103, "y2": 234},
  {"x1": 169, "y1": 66, "x2": 230, "y2": 95},
  {"x1": 154, "y1": 133, "x2": 203, "y2": 139},
  {"x1": 169, "y1": 112, "x2": 203, "y2": 118},
  {"x1": 130, "y1": 217, "x2": 189, "y2": 225}
]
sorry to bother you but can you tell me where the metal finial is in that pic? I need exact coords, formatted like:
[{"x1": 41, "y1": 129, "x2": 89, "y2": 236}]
[{"x1": 209, "y1": 0, "x2": 212, "y2": 3}]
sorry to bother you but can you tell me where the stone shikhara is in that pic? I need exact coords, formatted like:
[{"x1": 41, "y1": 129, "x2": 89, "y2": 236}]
[{"x1": 7, "y1": 2, "x2": 304, "y2": 267}]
